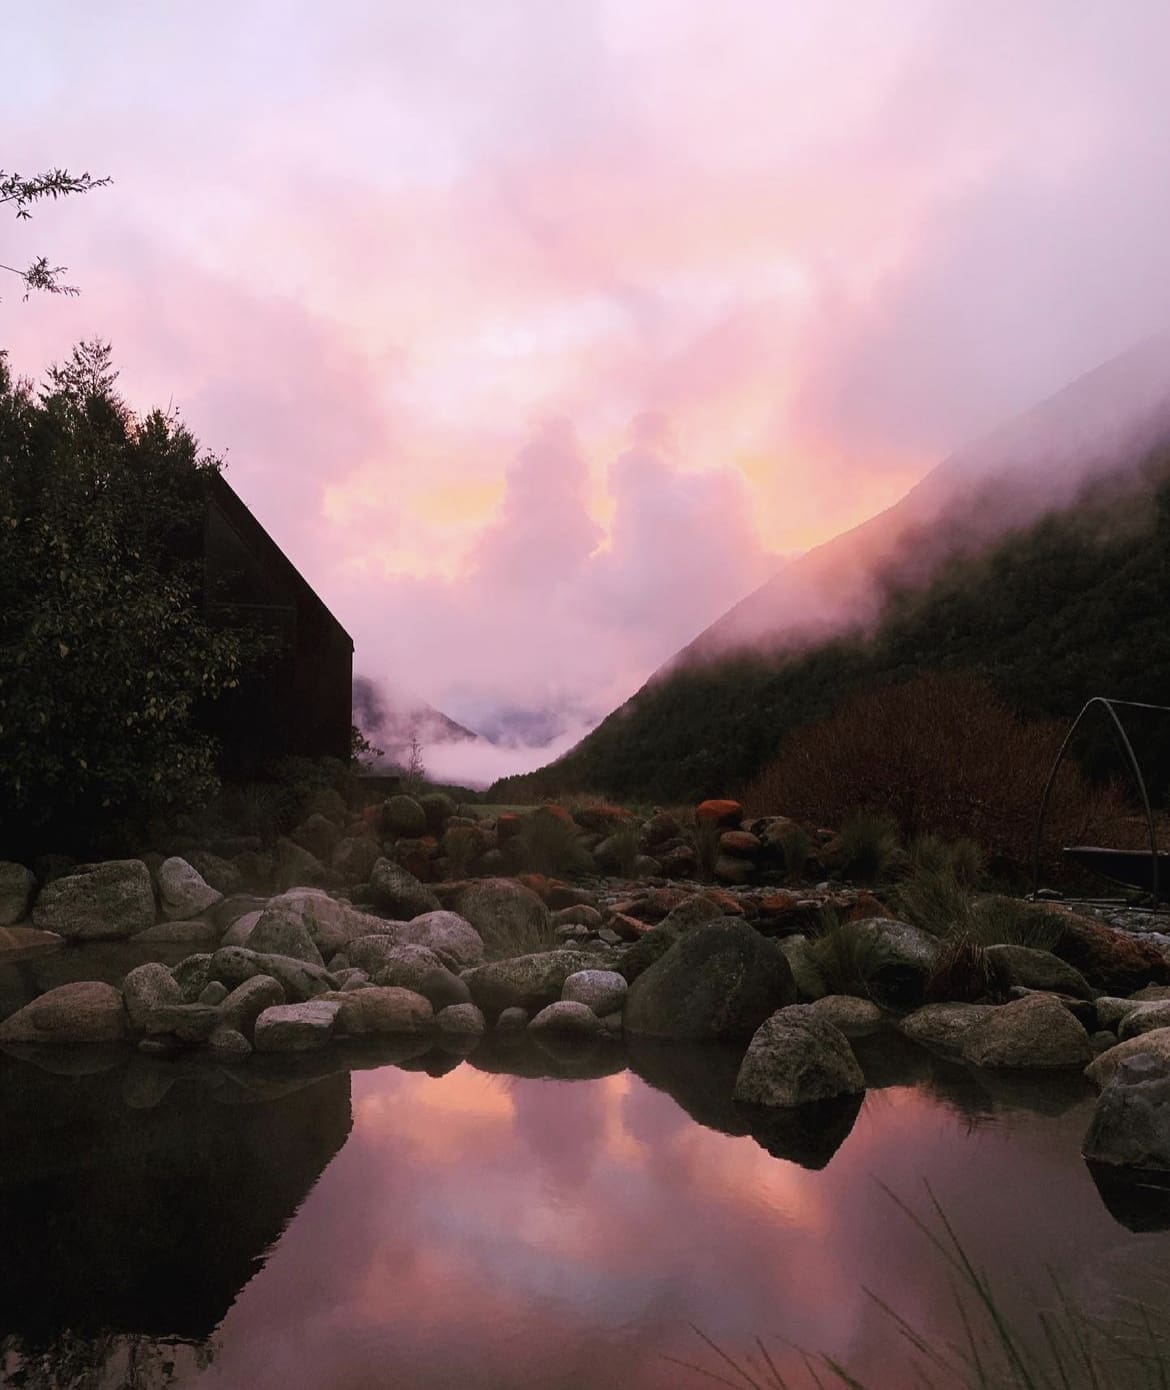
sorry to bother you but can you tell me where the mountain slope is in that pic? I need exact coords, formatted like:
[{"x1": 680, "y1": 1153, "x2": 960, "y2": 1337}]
[{"x1": 492, "y1": 337, "x2": 1170, "y2": 803}]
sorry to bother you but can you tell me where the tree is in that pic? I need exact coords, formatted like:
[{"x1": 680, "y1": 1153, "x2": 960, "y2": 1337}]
[
  {"x1": 1, "y1": 166, "x2": 110, "y2": 299},
  {"x1": 0, "y1": 341, "x2": 246, "y2": 851},
  {"x1": 404, "y1": 732, "x2": 426, "y2": 791}
]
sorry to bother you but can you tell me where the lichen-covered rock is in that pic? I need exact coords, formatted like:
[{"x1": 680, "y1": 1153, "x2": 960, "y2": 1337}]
[
  {"x1": 734, "y1": 1007, "x2": 866, "y2": 1107},
  {"x1": 0, "y1": 862, "x2": 35, "y2": 925},
  {"x1": 157, "y1": 857, "x2": 222, "y2": 921},
  {"x1": 172, "y1": 953, "x2": 213, "y2": 1003},
  {"x1": 462, "y1": 950, "x2": 595, "y2": 1021},
  {"x1": 529, "y1": 1000, "x2": 603, "y2": 1037},
  {"x1": 32, "y1": 860, "x2": 154, "y2": 940},
  {"x1": 370, "y1": 858, "x2": 441, "y2": 918},
  {"x1": 142, "y1": 1003, "x2": 221, "y2": 1042},
  {"x1": 327, "y1": 986, "x2": 432, "y2": 1036},
  {"x1": 254, "y1": 999, "x2": 341, "y2": 1051},
  {"x1": 1087, "y1": 1028, "x2": 1170, "y2": 1090},
  {"x1": 183, "y1": 850, "x2": 242, "y2": 897},
  {"x1": 807, "y1": 995, "x2": 884, "y2": 1037},
  {"x1": 218, "y1": 974, "x2": 286, "y2": 1036},
  {"x1": 961, "y1": 994, "x2": 1092, "y2": 1069},
  {"x1": 1119, "y1": 1002, "x2": 1170, "y2": 1041},
  {"x1": 135, "y1": 917, "x2": 220, "y2": 944},
  {"x1": 246, "y1": 895, "x2": 327, "y2": 967},
  {"x1": 624, "y1": 919, "x2": 796, "y2": 1042},
  {"x1": 1084, "y1": 1053, "x2": 1170, "y2": 1171},
  {"x1": 198, "y1": 981, "x2": 229, "y2": 1006},
  {"x1": 851, "y1": 918, "x2": 940, "y2": 1005},
  {"x1": 986, "y1": 944, "x2": 1095, "y2": 1001},
  {"x1": 450, "y1": 879, "x2": 549, "y2": 958},
  {"x1": 380, "y1": 795, "x2": 428, "y2": 838},
  {"x1": 357, "y1": 940, "x2": 443, "y2": 988},
  {"x1": 617, "y1": 897, "x2": 724, "y2": 984},
  {"x1": 776, "y1": 936, "x2": 827, "y2": 1001},
  {"x1": 395, "y1": 910, "x2": 485, "y2": 971},
  {"x1": 122, "y1": 962, "x2": 183, "y2": 1030},
  {"x1": 1051, "y1": 908, "x2": 1170, "y2": 994},
  {"x1": 291, "y1": 812, "x2": 342, "y2": 866},
  {"x1": 898, "y1": 1002, "x2": 997, "y2": 1055},
  {"x1": 208, "y1": 946, "x2": 335, "y2": 1002},
  {"x1": 562, "y1": 969, "x2": 627, "y2": 1017},
  {"x1": 221, "y1": 910, "x2": 263, "y2": 947},
  {"x1": 274, "y1": 837, "x2": 329, "y2": 892},
  {"x1": 331, "y1": 835, "x2": 382, "y2": 885},
  {"x1": 435, "y1": 1002, "x2": 486, "y2": 1036},
  {"x1": 496, "y1": 1006, "x2": 529, "y2": 1032},
  {"x1": 0, "y1": 981, "x2": 127, "y2": 1043},
  {"x1": 208, "y1": 1027, "x2": 251, "y2": 1056}
]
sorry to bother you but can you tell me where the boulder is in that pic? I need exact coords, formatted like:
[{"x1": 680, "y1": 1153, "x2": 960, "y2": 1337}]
[
  {"x1": 291, "y1": 812, "x2": 342, "y2": 865},
  {"x1": 208, "y1": 893, "x2": 268, "y2": 932},
  {"x1": 198, "y1": 981, "x2": 229, "y2": 1006},
  {"x1": 642, "y1": 810, "x2": 682, "y2": 847},
  {"x1": 142, "y1": 1003, "x2": 221, "y2": 1043},
  {"x1": 32, "y1": 860, "x2": 154, "y2": 940},
  {"x1": 624, "y1": 919, "x2": 797, "y2": 1042},
  {"x1": 157, "y1": 856, "x2": 222, "y2": 921},
  {"x1": 218, "y1": 975, "x2": 286, "y2": 1037},
  {"x1": 246, "y1": 894, "x2": 327, "y2": 967},
  {"x1": 1051, "y1": 908, "x2": 1170, "y2": 994},
  {"x1": 358, "y1": 941, "x2": 443, "y2": 988},
  {"x1": 776, "y1": 936, "x2": 827, "y2": 1001},
  {"x1": 734, "y1": 1008, "x2": 866, "y2": 1107},
  {"x1": 1084, "y1": 1053, "x2": 1170, "y2": 1172},
  {"x1": 849, "y1": 918, "x2": 940, "y2": 1006},
  {"x1": 327, "y1": 986, "x2": 433, "y2": 1036},
  {"x1": 715, "y1": 855, "x2": 754, "y2": 886},
  {"x1": 1087, "y1": 1029, "x2": 1170, "y2": 1090},
  {"x1": 172, "y1": 954, "x2": 213, "y2": 1002},
  {"x1": 274, "y1": 837, "x2": 329, "y2": 891},
  {"x1": 898, "y1": 1002, "x2": 998, "y2": 1055},
  {"x1": 380, "y1": 795, "x2": 428, "y2": 838},
  {"x1": 435, "y1": 1002, "x2": 487, "y2": 1037},
  {"x1": 331, "y1": 835, "x2": 382, "y2": 885},
  {"x1": 617, "y1": 897, "x2": 724, "y2": 984},
  {"x1": 986, "y1": 944, "x2": 1095, "y2": 1001},
  {"x1": 122, "y1": 962, "x2": 183, "y2": 1030},
  {"x1": 720, "y1": 831, "x2": 762, "y2": 858},
  {"x1": 254, "y1": 999, "x2": 342, "y2": 1052},
  {"x1": 221, "y1": 910, "x2": 263, "y2": 947},
  {"x1": 419, "y1": 792, "x2": 457, "y2": 831},
  {"x1": 0, "y1": 981, "x2": 127, "y2": 1044},
  {"x1": 553, "y1": 905, "x2": 603, "y2": 931},
  {"x1": 451, "y1": 879, "x2": 550, "y2": 957},
  {"x1": 807, "y1": 995, "x2": 884, "y2": 1037},
  {"x1": 396, "y1": 910, "x2": 485, "y2": 971},
  {"x1": 961, "y1": 994, "x2": 1092, "y2": 1069},
  {"x1": 496, "y1": 1006, "x2": 529, "y2": 1033},
  {"x1": 696, "y1": 799, "x2": 743, "y2": 827},
  {"x1": 462, "y1": 950, "x2": 595, "y2": 1020},
  {"x1": 529, "y1": 1001, "x2": 603, "y2": 1037},
  {"x1": 1095, "y1": 996, "x2": 1142, "y2": 1032},
  {"x1": 1120, "y1": 1002, "x2": 1170, "y2": 1041},
  {"x1": 182, "y1": 849, "x2": 242, "y2": 897},
  {"x1": 0, "y1": 925, "x2": 63, "y2": 963},
  {"x1": 208, "y1": 1027, "x2": 251, "y2": 1057},
  {"x1": 0, "y1": 862, "x2": 35, "y2": 925},
  {"x1": 208, "y1": 946, "x2": 335, "y2": 1002},
  {"x1": 142, "y1": 916, "x2": 222, "y2": 946},
  {"x1": 416, "y1": 967, "x2": 472, "y2": 1010},
  {"x1": 370, "y1": 858, "x2": 441, "y2": 918},
  {"x1": 562, "y1": 969, "x2": 628, "y2": 1017}
]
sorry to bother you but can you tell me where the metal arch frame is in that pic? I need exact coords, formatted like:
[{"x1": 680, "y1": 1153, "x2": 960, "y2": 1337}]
[{"x1": 1032, "y1": 697, "x2": 1170, "y2": 907}]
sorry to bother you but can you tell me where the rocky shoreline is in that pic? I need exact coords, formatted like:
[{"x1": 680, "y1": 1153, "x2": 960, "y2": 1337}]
[{"x1": 5, "y1": 794, "x2": 1170, "y2": 1188}]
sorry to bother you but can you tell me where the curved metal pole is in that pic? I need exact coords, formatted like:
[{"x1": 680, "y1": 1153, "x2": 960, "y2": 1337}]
[{"x1": 1031, "y1": 697, "x2": 1161, "y2": 906}]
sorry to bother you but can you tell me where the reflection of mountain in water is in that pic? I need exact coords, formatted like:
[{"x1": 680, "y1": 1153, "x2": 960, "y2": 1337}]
[{"x1": 0, "y1": 1053, "x2": 352, "y2": 1348}]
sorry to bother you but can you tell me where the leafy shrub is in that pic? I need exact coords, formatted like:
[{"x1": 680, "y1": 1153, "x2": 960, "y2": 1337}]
[
  {"x1": 836, "y1": 813, "x2": 900, "y2": 885},
  {"x1": 742, "y1": 672, "x2": 1132, "y2": 878},
  {"x1": 511, "y1": 810, "x2": 591, "y2": 877}
]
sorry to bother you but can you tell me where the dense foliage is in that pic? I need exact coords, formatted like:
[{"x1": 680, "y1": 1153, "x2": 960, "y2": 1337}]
[
  {"x1": 493, "y1": 449, "x2": 1170, "y2": 807},
  {"x1": 0, "y1": 342, "x2": 245, "y2": 851}
]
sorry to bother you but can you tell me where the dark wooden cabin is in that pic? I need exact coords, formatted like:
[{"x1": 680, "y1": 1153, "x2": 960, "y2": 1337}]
[{"x1": 200, "y1": 474, "x2": 353, "y2": 772}]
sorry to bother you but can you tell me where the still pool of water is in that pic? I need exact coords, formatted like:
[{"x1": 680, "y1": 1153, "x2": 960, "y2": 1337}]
[{"x1": 1, "y1": 1026, "x2": 1168, "y2": 1390}]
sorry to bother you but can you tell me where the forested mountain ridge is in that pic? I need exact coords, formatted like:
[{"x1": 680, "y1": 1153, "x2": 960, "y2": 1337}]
[{"x1": 492, "y1": 341, "x2": 1170, "y2": 805}]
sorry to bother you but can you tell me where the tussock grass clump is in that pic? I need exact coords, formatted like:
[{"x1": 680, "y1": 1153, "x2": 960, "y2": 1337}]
[
  {"x1": 898, "y1": 864, "x2": 1065, "y2": 953},
  {"x1": 606, "y1": 825, "x2": 643, "y2": 878},
  {"x1": 807, "y1": 909, "x2": 882, "y2": 999},
  {"x1": 479, "y1": 904, "x2": 558, "y2": 959},
  {"x1": 669, "y1": 1184, "x2": 1170, "y2": 1388},
  {"x1": 690, "y1": 816, "x2": 723, "y2": 881},
  {"x1": 837, "y1": 813, "x2": 900, "y2": 885},
  {"x1": 511, "y1": 810, "x2": 592, "y2": 878},
  {"x1": 924, "y1": 933, "x2": 1006, "y2": 1004},
  {"x1": 779, "y1": 825, "x2": 813, "y2": 884},
  {"x1": 966, "y1": 895, "x2": 1066, "y2": 952}
]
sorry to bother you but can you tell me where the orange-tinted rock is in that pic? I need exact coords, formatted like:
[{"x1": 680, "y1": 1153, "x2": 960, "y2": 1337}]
[
  {"x1": 547, "y1": 884, "x2": 598, "y2": 910},
  {"x1": 696, "y1": 799, "x2": 744, "y2": 827},
  {"x1": 844, "y1": 892, "x2": 888, "y2": 922},
  {"x1": 701, "y1": 888, "x2": 745, "y2": 916},
  {"x1": 608, "y1": 912, "x2": 651, "y2": 941},
  {"x1": 611, "y1": 887, "x2": 692, "y2": 923},
  {"x1": 643, "y1": 811, "x2": 682, "y2": 847},
  {"x1": 516, "y1": 872, "x2": 554, "y2": 903},
  {"x1": 720, "y1": 830, "x2": 762, "y2": 857},
  {"x1": 1050, "y1": 907, "x2": 1170, "y2": 994},
  {"x1": 756, "y1": 891, "x2": 803, "y2": 918},
  {"x1": 535, "y1": 804, "x2": 575, "y2": 827}
]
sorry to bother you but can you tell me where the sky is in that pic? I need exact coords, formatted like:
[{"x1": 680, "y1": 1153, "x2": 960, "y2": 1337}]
[{"x1": 5, "y1": 2, "x2": 1170, "y2": 780}]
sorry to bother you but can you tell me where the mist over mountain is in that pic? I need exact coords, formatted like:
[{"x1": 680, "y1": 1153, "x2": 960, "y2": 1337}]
[{"x1": 493, "y1": 335, "x2": 1170, "y2": 803}]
